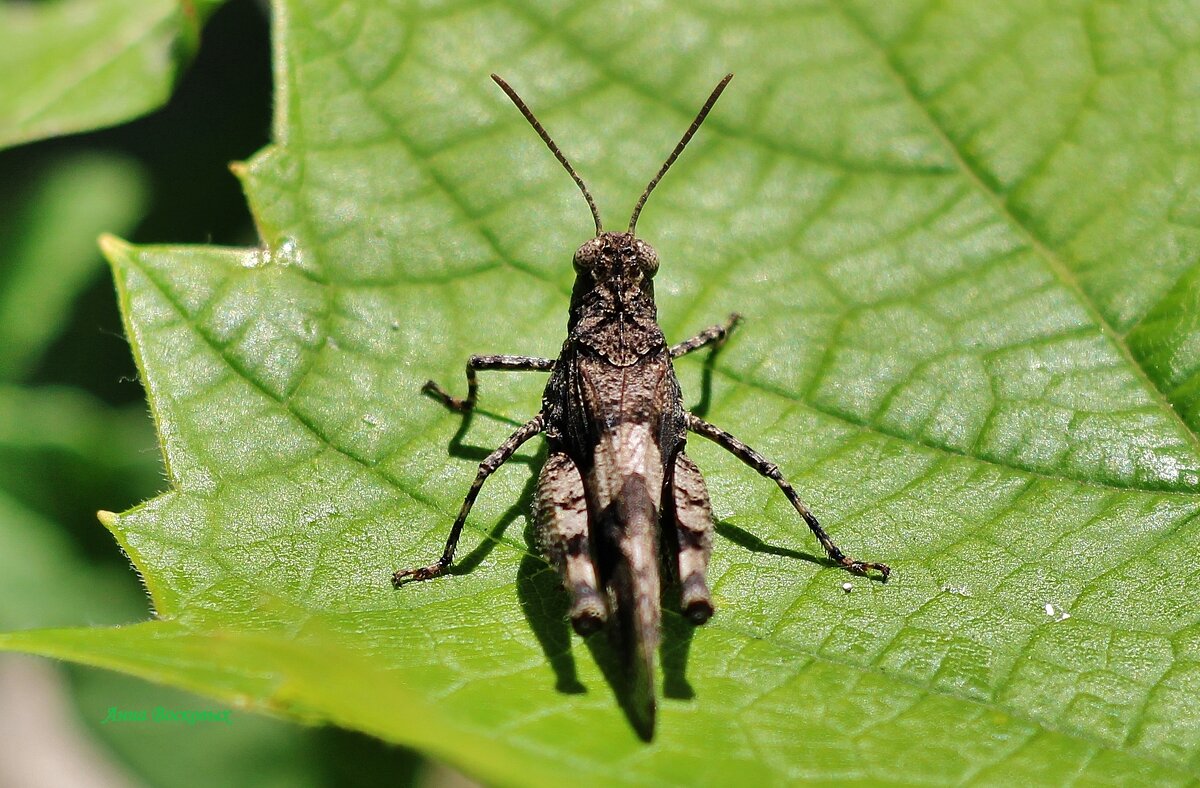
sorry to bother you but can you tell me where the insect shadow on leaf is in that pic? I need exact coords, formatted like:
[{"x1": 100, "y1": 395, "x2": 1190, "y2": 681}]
[
  {"x1": 684, "y1": 314, "x2": 738, "y2": 421},
  {"x1": 714, "y1": 521, "x2": 824, "y2": 565},
  {"x1": 394, "y1": 73, "x2": 890, "y2": 741}
]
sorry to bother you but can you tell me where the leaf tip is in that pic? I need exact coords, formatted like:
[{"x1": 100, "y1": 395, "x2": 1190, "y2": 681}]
[
  {"x1": 96, "y1": 510, "x2": 120, "y2": 531},
  {"x1": 97, "y1": 233, "x2": 132, "y2": 263}
]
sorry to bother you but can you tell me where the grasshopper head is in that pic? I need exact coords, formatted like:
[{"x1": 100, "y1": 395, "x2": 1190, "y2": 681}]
[{"x1": 573, "y1": 232, "x2": 660, "y2": 287}]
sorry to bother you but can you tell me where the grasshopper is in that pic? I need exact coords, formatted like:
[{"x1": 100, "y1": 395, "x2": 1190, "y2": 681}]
[{"x1": 394, "y1": 74, "x2": 890, "y2": 737}]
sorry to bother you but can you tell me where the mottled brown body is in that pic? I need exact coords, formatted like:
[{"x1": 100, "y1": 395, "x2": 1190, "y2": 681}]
[
  {"x1": 539, "y1": 233, "x2": 685, "y2": 724},
  {"x1": 393, "y1": 73, "x2": 889, "y2": 740}
]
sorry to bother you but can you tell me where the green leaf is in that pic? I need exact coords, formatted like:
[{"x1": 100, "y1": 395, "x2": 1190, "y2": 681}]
[
  {"x1": 0, "y1": 150, "x2": 426, "y2": 788},
  {"x1": 0, "y1": 153, "x2": 147, "y2": 379},
  {"x1": 6, "y1": 0, "x2": 1200, "y2": 784},
  {"x1": 0, "y1": 0, "x2": 225, "y2": 150},
  {"x1": 0, "y1": 475, "x2": 425, "y2": 788}
]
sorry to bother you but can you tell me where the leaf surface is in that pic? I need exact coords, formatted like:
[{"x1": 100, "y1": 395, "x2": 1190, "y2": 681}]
[{"x1": 5, "y1": 1, "x2": 1200, "y2": 784}]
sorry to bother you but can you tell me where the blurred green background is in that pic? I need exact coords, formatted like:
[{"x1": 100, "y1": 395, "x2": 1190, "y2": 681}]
[{"x1": 0, "y1": 1, "x2": 448, "y2": 784}]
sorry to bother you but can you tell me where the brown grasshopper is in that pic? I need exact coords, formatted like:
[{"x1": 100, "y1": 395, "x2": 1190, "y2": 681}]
[{"x1": 393, "y1": 73, "x2": 890, "y2": 737}]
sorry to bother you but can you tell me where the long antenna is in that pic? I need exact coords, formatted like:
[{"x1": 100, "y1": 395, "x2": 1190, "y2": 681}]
[
  {"x1": 628, "y1": 74, "x2": 733, "y2": 235},
  {"x1": 491, "y1": 74, "x2": 604, "y2": 235}
]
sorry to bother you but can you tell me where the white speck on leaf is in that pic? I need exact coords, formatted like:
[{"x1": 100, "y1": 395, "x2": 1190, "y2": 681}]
[{"x1": 1044, "y1": 602, "x2": 1071, "y2": 622}]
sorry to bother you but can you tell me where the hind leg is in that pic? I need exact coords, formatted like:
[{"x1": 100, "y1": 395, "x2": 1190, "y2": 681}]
[
  {"x1": 535, "y1": 452, "x2": 606, "y2": 635},
  {"x1": 685, "y1": 413, "x2": 890, "y2": 578},
  {"x1": 671, "y1": 452, "x2": 715, "y2": 623}
]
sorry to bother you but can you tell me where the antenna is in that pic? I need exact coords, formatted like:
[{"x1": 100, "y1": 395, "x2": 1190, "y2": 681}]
[
  {"x1": 491, "y1": 74, "x2": 604, "y2": 235},
  {"x1": 628, "y1": 74, "x2": 733, "y2": 235}
]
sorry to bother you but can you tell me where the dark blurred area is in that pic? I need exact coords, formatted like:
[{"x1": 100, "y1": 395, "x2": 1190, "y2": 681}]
[{"x1": 1, "y1": 0, "x2": 272, "y2": 407}]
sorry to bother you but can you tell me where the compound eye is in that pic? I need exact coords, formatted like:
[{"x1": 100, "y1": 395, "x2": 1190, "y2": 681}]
[
  {"x1": 636, "y1": 240, "x2": 659, "y2": 277},
  {"x1": 573, "y1": 240, "x2": 599, "y2": 272}
]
